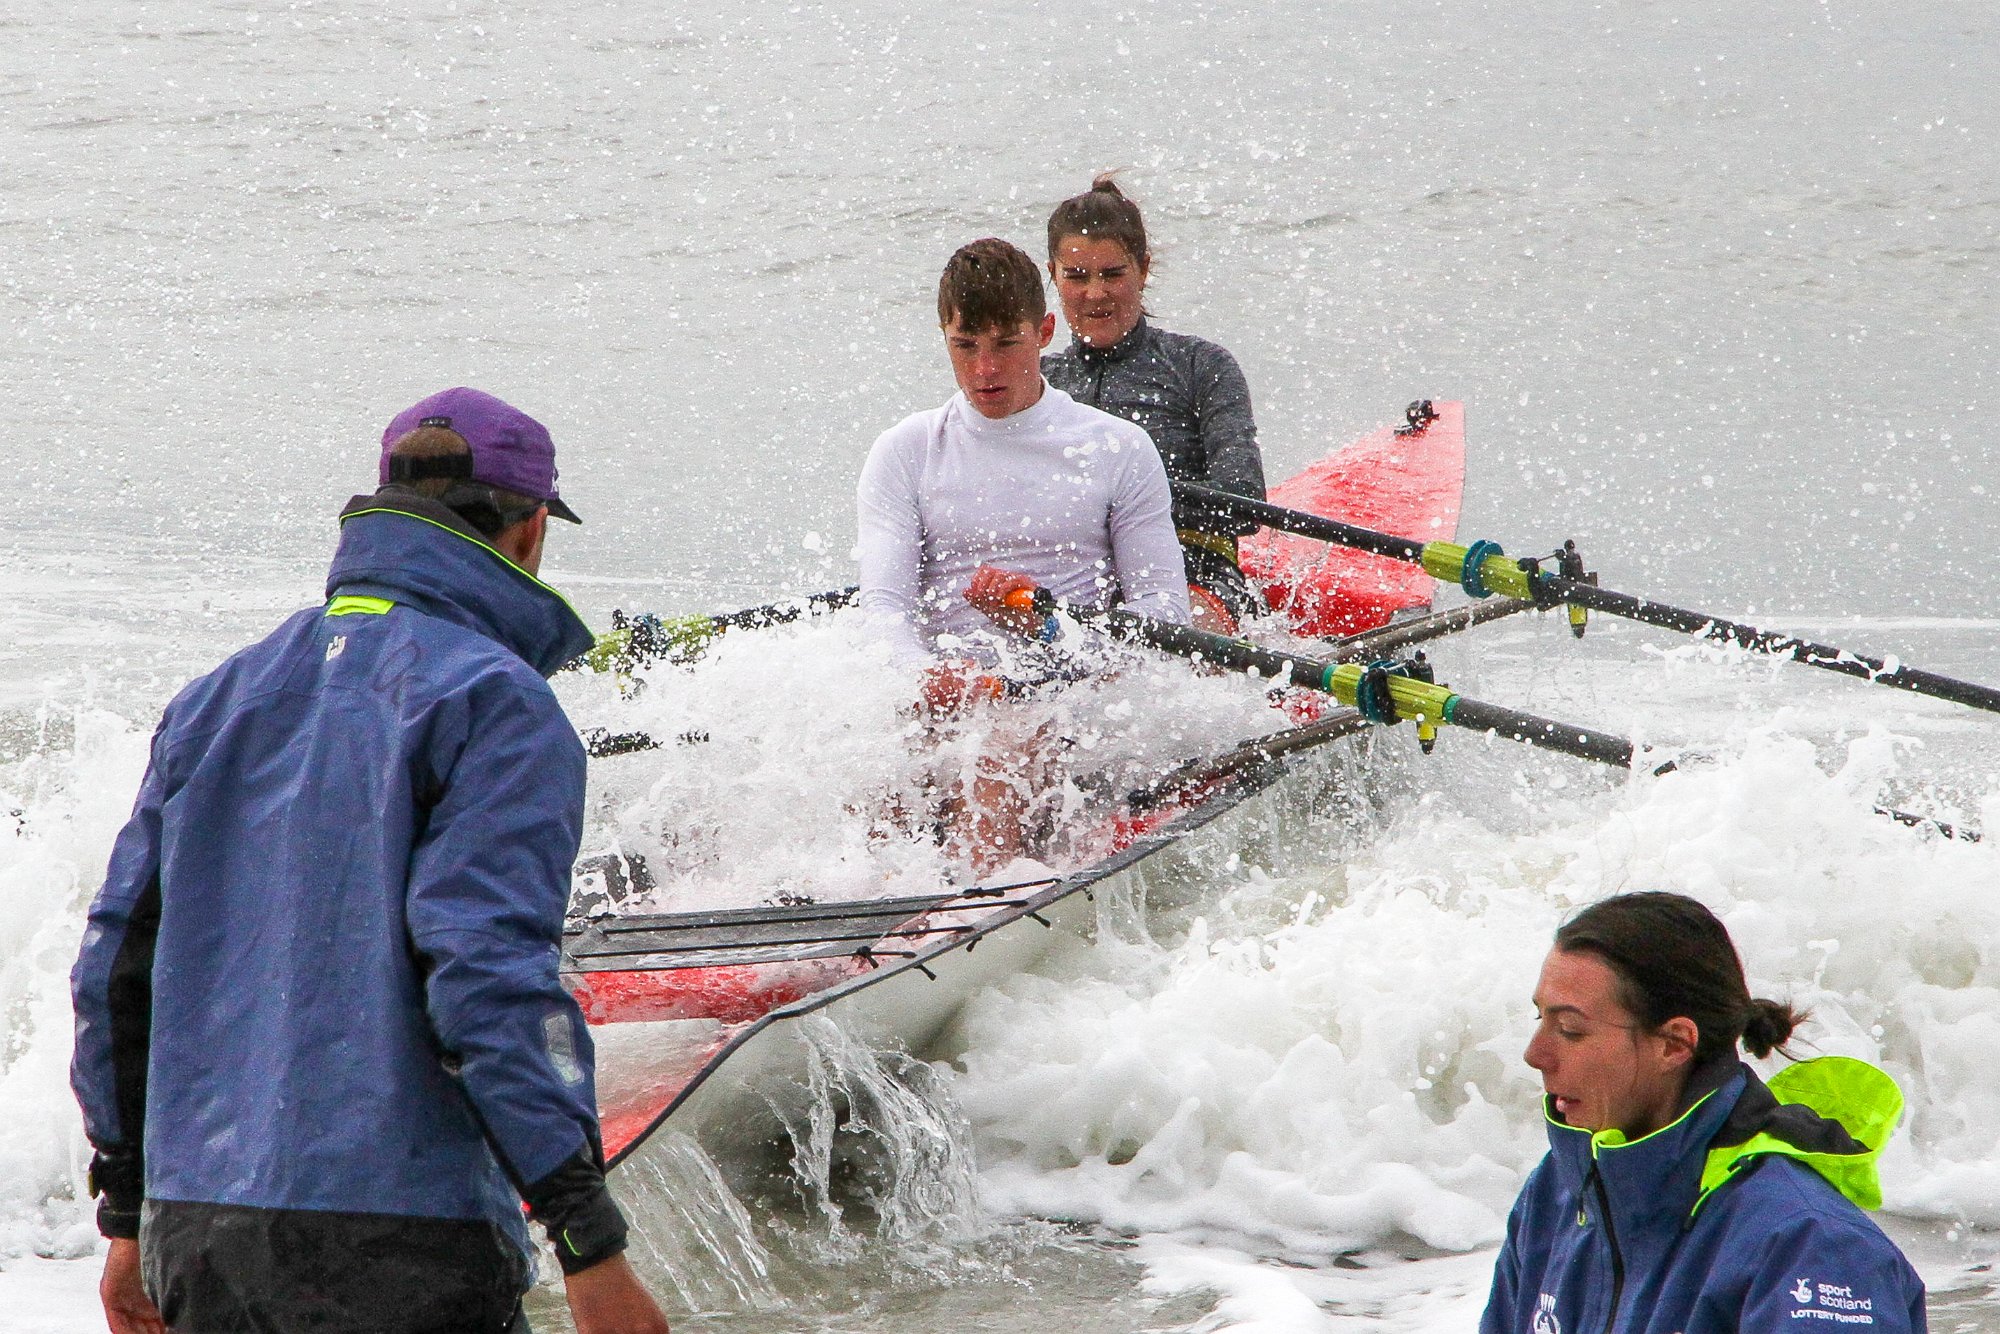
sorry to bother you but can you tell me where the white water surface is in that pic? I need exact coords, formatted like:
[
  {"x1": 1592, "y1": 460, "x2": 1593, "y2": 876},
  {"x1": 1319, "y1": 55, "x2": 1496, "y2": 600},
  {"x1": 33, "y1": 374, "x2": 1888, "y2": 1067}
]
[{"x1": 4, "y1": 0, "x2": 1997, "y2": 1328}]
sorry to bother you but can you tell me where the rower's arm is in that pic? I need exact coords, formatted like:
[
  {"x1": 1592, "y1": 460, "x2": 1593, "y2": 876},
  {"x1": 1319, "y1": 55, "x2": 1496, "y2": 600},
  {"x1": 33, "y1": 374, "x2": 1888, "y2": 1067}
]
[
  {"x1": 855, "y1": 427, "x2": 931, "y2": 667},
  {"x1": 1107, "y1": 429, "x2": 1193, "y2": 626},
  {"x1": 1186, "y1": 341, "x2": 1265, "y2": 536}
]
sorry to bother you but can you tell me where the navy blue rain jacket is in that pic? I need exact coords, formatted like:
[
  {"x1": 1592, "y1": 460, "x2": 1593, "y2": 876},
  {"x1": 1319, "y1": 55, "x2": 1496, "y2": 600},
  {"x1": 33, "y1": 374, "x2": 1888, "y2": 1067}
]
[
  {"x1": 1483, "y1": 1056, "x2": 1926, "y2": 1333},
  {"x1": 71, "y1": 494, "x2": 599, "y2": 1255}
]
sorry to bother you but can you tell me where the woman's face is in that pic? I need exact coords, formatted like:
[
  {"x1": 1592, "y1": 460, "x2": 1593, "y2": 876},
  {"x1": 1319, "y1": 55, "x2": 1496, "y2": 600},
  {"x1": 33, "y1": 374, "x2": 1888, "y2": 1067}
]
[
  {"x1": 1523, "y1": 948, "x2": 1696, "y2": 1138},
  {"x1": 1049, "y1": 234, "x2": 1148, "y2": 349}
]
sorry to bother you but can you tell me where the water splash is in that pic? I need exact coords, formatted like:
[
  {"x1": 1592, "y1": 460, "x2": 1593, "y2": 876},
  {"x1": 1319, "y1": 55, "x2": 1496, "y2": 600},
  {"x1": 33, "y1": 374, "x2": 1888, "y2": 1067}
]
[
  {"x1": 774, "y1": 1014, "x2": 985, "y2": 1269},
  {"x1": 564, "y1": 615, "x2": 1283, "y2": 912},
  {"x1": 613, "y1": 1130, "x2": 782, "y2": 1315},
  {"x1": 0, "y1": 708, "x2": 152, "y2": 1264}
]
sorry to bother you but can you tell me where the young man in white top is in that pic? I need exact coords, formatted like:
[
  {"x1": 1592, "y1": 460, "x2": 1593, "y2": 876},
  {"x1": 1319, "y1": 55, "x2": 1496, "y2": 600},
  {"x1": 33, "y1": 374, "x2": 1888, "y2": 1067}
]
[{"x1": 856, "y1": 237, "x2": 1190, "y2": 870}]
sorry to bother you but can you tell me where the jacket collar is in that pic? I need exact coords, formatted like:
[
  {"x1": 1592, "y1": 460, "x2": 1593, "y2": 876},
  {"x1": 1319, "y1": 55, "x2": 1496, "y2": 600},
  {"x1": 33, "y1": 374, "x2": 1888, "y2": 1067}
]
[
  {"x1": 1540, "y1": 1053, "x2": 1900, "y2": 1228},
  {"x1": 1541, "y1": 1053, "x2": 1746, "y2": 1235},
  {"x1": 327, "y1": 488, "x2": 595, "y2": 678},
  {"x1": 1071, "y1": 317, "x2": 1154, "y2": 366}
]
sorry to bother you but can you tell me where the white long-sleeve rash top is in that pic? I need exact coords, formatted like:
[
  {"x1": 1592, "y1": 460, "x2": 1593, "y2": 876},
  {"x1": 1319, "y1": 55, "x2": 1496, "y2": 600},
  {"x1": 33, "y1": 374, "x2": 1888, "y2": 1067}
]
[{"x1": 857, "y1": 384, "x2": 1193, "y2": 666}]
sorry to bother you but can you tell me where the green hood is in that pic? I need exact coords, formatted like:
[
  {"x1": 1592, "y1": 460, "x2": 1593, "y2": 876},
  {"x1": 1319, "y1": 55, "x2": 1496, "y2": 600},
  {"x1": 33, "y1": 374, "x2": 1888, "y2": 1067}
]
[{"x1": 1696, "y1": 1055, "x2": 1903, "y2": 1215}]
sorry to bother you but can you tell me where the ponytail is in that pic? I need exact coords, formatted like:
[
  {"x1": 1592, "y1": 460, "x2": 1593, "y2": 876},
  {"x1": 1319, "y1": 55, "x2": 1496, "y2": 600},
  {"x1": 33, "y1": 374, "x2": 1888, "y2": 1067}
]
[
  {"x1": 1047, "y1": 171, "x2": 1150, "y2": 268},
  {"x1": 1554, "y1": 892, "x2": 1811, "y2": 1064},
  {"x1": 1740, "y1": 996, "x2": 1807, "y2": 1059}
]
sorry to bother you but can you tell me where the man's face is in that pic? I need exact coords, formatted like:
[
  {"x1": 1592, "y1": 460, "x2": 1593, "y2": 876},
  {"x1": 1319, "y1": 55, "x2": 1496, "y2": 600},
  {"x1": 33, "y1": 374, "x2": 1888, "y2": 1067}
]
[{"x1": 944, "y1": 312, "x2": 1056, "y2": 419}]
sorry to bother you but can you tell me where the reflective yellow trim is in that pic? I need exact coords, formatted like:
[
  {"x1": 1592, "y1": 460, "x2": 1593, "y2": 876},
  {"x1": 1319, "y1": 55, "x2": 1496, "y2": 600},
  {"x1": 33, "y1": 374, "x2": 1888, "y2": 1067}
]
[{"x1": 326, "y1": 595, "x2": 396, "y2": 617}]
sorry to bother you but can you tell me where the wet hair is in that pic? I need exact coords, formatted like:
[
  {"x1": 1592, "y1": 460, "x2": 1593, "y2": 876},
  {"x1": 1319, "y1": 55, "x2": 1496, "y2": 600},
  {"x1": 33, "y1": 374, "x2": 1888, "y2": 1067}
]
[
  {"x1": 1046, "y1": 172, "x2": 1150, "y2": 267},
  {"x1": 1554, "y1": 892, "x2": 1808, "y2": 1063},
  {"x1": 386, "y1": 426, "x2": 542, "y2": 538},
  {"x1": 937, "y1": 238, "x2": 1046, "y2": 333}
]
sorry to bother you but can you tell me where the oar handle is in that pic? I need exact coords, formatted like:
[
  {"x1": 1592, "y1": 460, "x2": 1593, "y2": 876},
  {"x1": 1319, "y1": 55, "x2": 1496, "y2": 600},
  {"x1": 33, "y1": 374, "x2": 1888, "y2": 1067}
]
[{"x1": 1175, "y1": 481, "x2": 1428, "y2": 563}]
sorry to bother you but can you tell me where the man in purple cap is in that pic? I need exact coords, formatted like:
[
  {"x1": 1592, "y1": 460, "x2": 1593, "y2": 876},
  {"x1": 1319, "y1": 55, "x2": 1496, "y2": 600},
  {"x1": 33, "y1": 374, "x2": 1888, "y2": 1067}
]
[
  {"x1": 72, "y1": 389, "x2": 671, "y2": 1333},
  {"x1": 379, "y1": 385, "x2": 585, "y2": 526}
]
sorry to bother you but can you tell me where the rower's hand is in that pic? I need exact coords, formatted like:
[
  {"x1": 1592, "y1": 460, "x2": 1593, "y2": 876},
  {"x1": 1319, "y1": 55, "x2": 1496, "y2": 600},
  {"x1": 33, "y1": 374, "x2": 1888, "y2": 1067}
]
[
  {"x1": 99, "y1": 1238, "x2": 165, "y2": 1334},
  {"x1": 920, "y1": 660, "x2": 1006, "y2": 717},
  {"x1": 965, "y1": 565, "x2": 1044, "y2": 637},
  {"x1": 564, "y1": 1254, "x2": 672, "y2": 1334}
]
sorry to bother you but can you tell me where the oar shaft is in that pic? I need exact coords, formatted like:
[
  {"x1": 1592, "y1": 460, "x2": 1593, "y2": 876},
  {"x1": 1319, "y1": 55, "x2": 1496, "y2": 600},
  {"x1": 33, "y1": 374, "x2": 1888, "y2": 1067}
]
[
  {"x1": 1176, "y1": 480, "x2": 2000, "y2": 717},
  {"x1": 1078, "y1": 602, "x2": 1639, "y2": 768},
  {"x1": 594, "y1": 585, "x2": 860, "y2": 671},
  {"x1": 1089, "y1": 607, "x2": 1328, "y2": 690},
  {"x1": 1441, "y1": 697, "x2": 1635, "y2": 768},
  {"x1": 1175, "y1": 481, "x2": 1427, "y2": 563},
  {"x1": 1325, "y1": 597, "x2": 1532, "y2": 663},
  {"x1": 1127, "y1": 711, "x2": 1370, "y2": 811},
  {"x1": 1548, "y1": 581, "x2": 2000, "y2": 713},
  {"x1": 711, "y1": 586, "x2": 858, "y2": 631}
]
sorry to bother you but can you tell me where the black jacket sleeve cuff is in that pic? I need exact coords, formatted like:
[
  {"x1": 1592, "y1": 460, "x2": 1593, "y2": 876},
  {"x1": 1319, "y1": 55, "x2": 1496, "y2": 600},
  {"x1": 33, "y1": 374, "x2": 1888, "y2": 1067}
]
[
  {"x1": 88, "y1": 1148, "x2": 144, "y2": 1240},
  {"x1": 96, "y1": 1199, "x2": 142, "y2": 1240},
  {"x1": 522, "y1": 1143, "x2": 629, "y2": 1275}
]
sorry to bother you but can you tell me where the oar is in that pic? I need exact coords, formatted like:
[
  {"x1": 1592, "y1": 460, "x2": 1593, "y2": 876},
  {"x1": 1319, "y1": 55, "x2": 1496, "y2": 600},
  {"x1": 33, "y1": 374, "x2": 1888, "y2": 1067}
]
[
  {"x1": 1015, "y1": 590, "x2": 1642, "y2": 768},
  {"x1": 580, "y1": 728, "x2": 664, "y2": 758},
  {"x1": 1175, "y1": 480, "x2": 2000, "y2": 716},
  {"x1": 581, "y1": 589, "x2": 1515, "y2": 761},
  {"x1": 706, "y1": 585, "x2": 858, "y2": 631},
  {"x1": 580, "y1": 592, "x2": 1514, "y2": 765},
  {"x1": 577, "y1": 586, "x2": 858, "y2": 673},
  {"x1": 1123, "y1": 603, "x2": 1533, "y2": 808},
  {"x1": 1024, "y1": 592, "x2": 1980, "y2": 841},
  {"x1": 1320, "y1": 596, "x2": 1533, "y2": 661},
  {"x1": 1125, "y1": 709, "x2": 1370, "y2": 812}
]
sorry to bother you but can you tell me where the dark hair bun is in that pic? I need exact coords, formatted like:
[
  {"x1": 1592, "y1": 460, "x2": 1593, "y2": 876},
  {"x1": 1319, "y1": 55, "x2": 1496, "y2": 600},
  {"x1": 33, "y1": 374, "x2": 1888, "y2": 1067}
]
[
  {"x1": 1048, "y1": 173, "x2": 1149, "y2": 266},
  {"x1": 1741, "y1": 997, "x2": 1806, "y2": 1059}
]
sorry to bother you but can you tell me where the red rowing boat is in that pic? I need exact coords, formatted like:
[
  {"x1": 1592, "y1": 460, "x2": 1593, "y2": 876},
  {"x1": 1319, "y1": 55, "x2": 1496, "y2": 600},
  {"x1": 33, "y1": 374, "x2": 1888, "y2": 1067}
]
[{"x1": 566, "y1": 401, "x2": 1467, "y2": 1165}]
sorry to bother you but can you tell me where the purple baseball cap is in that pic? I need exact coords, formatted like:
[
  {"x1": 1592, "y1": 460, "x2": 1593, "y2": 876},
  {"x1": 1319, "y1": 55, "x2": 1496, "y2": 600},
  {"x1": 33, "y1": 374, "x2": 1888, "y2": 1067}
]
[{"x1": 380, "y1": 387, "x2": 581, "y2": 523}]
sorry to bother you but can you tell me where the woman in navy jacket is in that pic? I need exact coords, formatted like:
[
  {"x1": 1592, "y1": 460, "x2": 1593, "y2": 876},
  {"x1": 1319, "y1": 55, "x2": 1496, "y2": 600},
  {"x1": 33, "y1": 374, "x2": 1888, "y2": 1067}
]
[{"x1": 1484, "y1": 892, "x2": 1926, "y2": 1333}]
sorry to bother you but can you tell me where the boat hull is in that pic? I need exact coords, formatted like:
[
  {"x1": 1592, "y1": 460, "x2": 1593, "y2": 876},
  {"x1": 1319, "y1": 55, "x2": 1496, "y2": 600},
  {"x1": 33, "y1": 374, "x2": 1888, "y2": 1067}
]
[
  {"x1": 571, "y1": 773, "x2": 1251, "y2": 1165},
  {"x1": 1241, "y1": 399, "x2": 1466, "y2": 636}
]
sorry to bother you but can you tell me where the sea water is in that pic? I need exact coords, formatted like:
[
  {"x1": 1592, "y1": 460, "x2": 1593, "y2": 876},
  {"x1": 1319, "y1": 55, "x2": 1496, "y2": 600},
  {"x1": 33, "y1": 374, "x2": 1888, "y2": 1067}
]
[{"x1": 2, "y1": 0, "x2": 1996, "y2": 1328}]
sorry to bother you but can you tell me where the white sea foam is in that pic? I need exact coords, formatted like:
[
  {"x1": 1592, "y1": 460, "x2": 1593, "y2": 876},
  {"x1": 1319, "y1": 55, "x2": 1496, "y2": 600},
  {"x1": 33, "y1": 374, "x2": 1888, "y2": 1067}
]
[
  {"x1": 0, "y1": 710, "x2": 153, "y2": 1267},
  {"x1": 948, "y1": 724, "x2": 2000, "y2": 1322},
  {"x1": 559, "y1": 615, "x2": 1290, "y2": 910}
]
